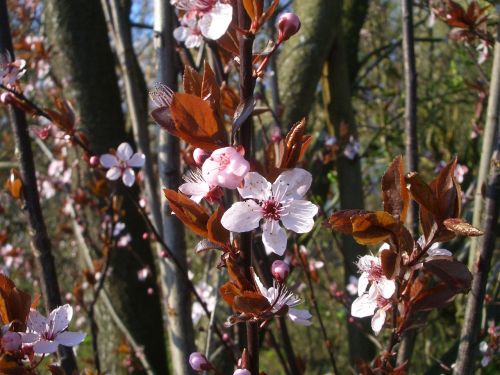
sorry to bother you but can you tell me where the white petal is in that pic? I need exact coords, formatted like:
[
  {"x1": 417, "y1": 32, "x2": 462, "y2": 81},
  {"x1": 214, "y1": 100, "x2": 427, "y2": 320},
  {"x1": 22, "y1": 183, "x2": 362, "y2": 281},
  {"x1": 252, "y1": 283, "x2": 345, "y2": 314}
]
[
  {"x1": 378, "y1": 278, "x2": 396, "y2": 299},
  {"x1": 357, "y1": 273, "x2": 369, "y2": 296},
  {"x1": 128, "y1": 153, "x2": 145, "y2": 168},
  {"x1": 106, "y1": 166, "x2": 122, "y2": 181},
  {"x1": 122, "y1": 168, "x2": 136, "y2": 187},
  {"x1": 272, "y1": 168, "x2": 312, "y2": 200},
  {"x1": 288, "y1": 308, "x2": 312, "y2": 326},
  {"x1": 378, "y1": 242, "x2": 391, "y2": 253},
  {"x1": 33, "y1": 339, "x2": 58, "y2": 354},
  {"x1": 427, "y1": 248, "x2": 452, "y2": 257},
  {"x1": 262, "y1": 220, "x2": 287, "y2": 256},
  {"x1": 280, "y1": 200, "x2": 317, "y2": 233},
  {"x1": 48, "y1": 304, "x2": 72, "y2": 334},
  {"x1": 252, "y1": 271, "x2": 271, "y2": 301},
  {"x1": 199, "y1": 3, "x2": 233, "y2": 40},
  {"x1": 221, "y1": 201, "x2": 262, "y2": 232},
  {"x1": 173, "y1": 26, "x2": 189, "y2": 42},
  {"x1": 116, "y1": 142, "x2": 133, "y2": 161},
  {"x1": 179, "y1": 182, "x2": 210, "y2": 200},
  {"x1": 185, "y1": 34, "x2": 202, "y2": 49},
  {"x1": 238, "y1": 172, "x2": 271, "y2": 200},
  {"x1": 27, "y1": 309, "x2": 48, "y2": 333},
  {"x1": 351, "y1": 294, "x2": 377, "y2": 318},
  {"x1": 99, "y1": 154, "x2": 118, "y2": 168},
  {"x1": 21, "y1": 332, "x2": 40, "y2": 344},
  {"x1": 371, "y1": 308, "x2": 386, "y2": 335},
  {"x1": 56, "y1": 331, "x2": 86, "y2": 347}
]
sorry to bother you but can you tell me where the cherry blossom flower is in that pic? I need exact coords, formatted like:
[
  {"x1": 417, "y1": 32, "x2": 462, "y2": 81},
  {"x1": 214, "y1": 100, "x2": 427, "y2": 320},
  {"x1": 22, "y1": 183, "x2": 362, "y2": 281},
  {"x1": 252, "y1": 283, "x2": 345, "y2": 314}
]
[
  {"x1": 355, "y1": 246, "x2": 396, "y2": 299},
  {"x1": 0, "y1": 326, "x2": 21, "y2": 351},
  {"x1": 202, "y1": 147, "x2": 250, "y2": 189},
  {"x1": 172, "y1": 0, "x2": 233, "y2": 47},
  {"x1": 221, "y1": 168, "x2": 318, "y2": 255},
  {"x1": 179, "y1": 169, "x2": 223, "y2": 203},
  {"x1": 189, "y1": 351, "x2": 211, "y2": 371},
  {"x1": 0, "y1": 51, "x2": 26, "y2": 87},
  {"x1": 346, "y1": 275, "x2": 359, "y2": 296},
  {"x1": 253, "y1": 271, "x2": 312, "y2": 326},
  {"x1": 100, "y1": 142, "x2": 145, "y2": 187},
  {"x1": 351, "y1": 284, "x2": 392, "y2": 335},
  {"x1": 22, "y1": 304, "x2": 85, "y2": 354},
  {"x1": 234, "y1": 369, "x2": 251, "y2": 375}
]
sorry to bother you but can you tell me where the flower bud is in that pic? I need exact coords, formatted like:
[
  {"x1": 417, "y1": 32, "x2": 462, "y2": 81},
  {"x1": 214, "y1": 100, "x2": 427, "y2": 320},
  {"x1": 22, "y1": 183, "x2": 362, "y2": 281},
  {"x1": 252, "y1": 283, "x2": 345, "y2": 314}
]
[
  {"x1": 271, "y1": 260, "x2": 290, "y2": 282},
  {"x1": 142, "y1": 232, "x2": 150, "y2": 241},
  {"x1": 0, "y1": 92, "x2": 14, "y2": 105},
  {"x1": 193, "y1": 148, "x2": 209, "y2": 166},
  {"x1": 89, "y1": 155, "x2": 99, "y2": 167},
  {"x1": 234, "y1": 369, "x2": 251, "y2": 375},
  {"x1": 189, "y1": 352, "x2": 211, "y2": 372},
  {"x1": 1, "y1": 331, "x2": 21, "y2": 351},
  {"x1": 277, "y1": 13, "x2": 301, "y2": 43}
]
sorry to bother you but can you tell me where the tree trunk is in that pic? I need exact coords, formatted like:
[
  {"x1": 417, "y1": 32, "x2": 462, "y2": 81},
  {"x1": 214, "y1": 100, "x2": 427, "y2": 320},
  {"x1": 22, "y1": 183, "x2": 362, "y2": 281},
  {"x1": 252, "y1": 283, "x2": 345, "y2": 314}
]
[
  {"x1": 154, "y1": 1, "x2": 196, "y2": 374},
  {"x1": 277, "y1": 0, "x2": 337, "y2": 127},
  {"x1": 322, "y1": 3, "x2": 375, "y2": 363},
  {"x1": 43, "y1": 1, "x2": 167, "y2": 373}
]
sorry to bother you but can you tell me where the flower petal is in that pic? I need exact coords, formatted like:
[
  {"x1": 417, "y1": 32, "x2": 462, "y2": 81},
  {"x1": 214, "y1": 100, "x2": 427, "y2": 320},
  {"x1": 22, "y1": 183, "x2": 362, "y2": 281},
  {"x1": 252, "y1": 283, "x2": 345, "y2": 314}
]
[
  {"x1": 378, "y1": 278, "x2": 396, "y2": 299},
  {"x1": 238, "y1": 172, "x2": 271, "y2": 200},
  {"x1": 33, "y1": 339, "x2": 58, "y2": 354},
  {"x1": 357, "y1": 273, "x2": 369, "y2": 296},
  {"x1": 48, "y1": 304, "x2": 72, "y2": 334},
  {"x1": 280, "y1": 200, "x2": 317, "y2": 233},
  {"x1": 371, "y1": 308, "x2": 386, "y2": 335},
  {"x1": 179, "y1": 182, "x2": 210, "y2": 201},
  {"x1": 221, "y1": 201, "x2": 262, "y2": 232},
  {"x1": 56, "y1": 331, "x2": 86, "y2": 347},
  {"x1": 27, "y1": 309, "x2": 48, "y2": 333},
  {"x1": 122, "y1": 168, "x2": 136, "y2": 187},
  {"x1": 99, "y1": 154, "x2": 118, "y2": 169},
  {"x1": 272, "y1": 168, "x2": 312, "y2": 200},
  {"x1": 21, "y1": 332, "x2": 40, "y2": 344},
  {"x1": 128, "y1": 153, "x2": 145, "y2": 168},
  {"x1": 351, "y1": 294, "x2": 377, "y2": 318},
  {"x1": 185, "y1": 34, "x2": 202, "y2": 49},
  {"x1": 106, "y1": 166, "x2": 122, "y2": 181},
  {"x1": 262, "y1": 220, "x2": 287, "y2": 256},
  {"x1": 288, "y1": 308, "x2": 312, "y2": 326},
  {"x1": 116, "y1": 142, "x2": 133, "y2": 161},
  {"x1": 427, "y1": 248, "x2": 452, "y2": 257},
  {"x1": 199, "y1": 3, "x2": 233, "y2": 40},
  {"x1": 173, "y1": 26, "x2": 189, "y2": 42}
]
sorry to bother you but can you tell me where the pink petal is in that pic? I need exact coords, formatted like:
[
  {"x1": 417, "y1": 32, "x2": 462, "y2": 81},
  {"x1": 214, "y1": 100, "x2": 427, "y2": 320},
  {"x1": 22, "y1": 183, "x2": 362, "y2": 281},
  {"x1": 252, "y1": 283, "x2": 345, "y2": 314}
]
[
  {"x1": 272, "y1": 168, "x2": 312, "y2": 200},
  {"x1": 106, "y1": 166, "x2": 122, "y2": 181},
  {"x1": 280, "y1": 200, "x2": 317, "y2": 233},
  {"x1": 221, "y1": 201, "x2": 262, "y2": 232},
  {"x1": 238, "y1": 172, "x2": 271, "y2": 201},
  {"x1": 262, "y1": 220, "x2": 287, "y2": 256},
  {"x1": 56, "y1": 331, "x2": 86, "y2": 347},
  {"x1": 33, "y1": 339, "x2": 58, "y2": 354},
  {"x1": 199, "y1": 3, "x2": 233, "y2": 40},
  {"x1": 99, "y1": 154, "x2": 118, "y2": 168},
  {"x1": 27, "y1": 309, "x2": 48, "y2": 333},
  {"x1": 122, "y1": 168, "x2": 136, "y2": 187},
  {"x1": 116, "y1": 142, "x2": 133, "y2": 161},
  {"x1": 48, "y1": 304, "x2": 72, "y2": 334},
  {"x1": 128, "y1": 153, "x2": 145, "y2": 168},
  {"x1": 179, "y1": 182, "x2": 210, "y2": 201}
]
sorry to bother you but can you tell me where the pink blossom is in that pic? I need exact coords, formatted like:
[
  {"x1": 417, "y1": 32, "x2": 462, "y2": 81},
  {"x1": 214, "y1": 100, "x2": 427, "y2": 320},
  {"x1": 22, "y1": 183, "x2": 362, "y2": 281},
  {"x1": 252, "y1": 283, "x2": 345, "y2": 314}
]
[
  {"x1": 22, "y1": 304, "x2": 85, "y2": 354},
  {"x1": 271, "y1": 260, "x2": 290, "y2": 283},
  {"x1": 1, "y1": 326, "x2": 21, "y2": 351},
  {"x1": 277, "y1": 13, "x2": 301, "y2": 43},
  {"x1": 179, "y1": 169, "x2": 223, "y2": 203},
  {"x1": 355, "y1": 247, "x2": 396, "y2": 299},
  {"x1": 100, "y1": 142, "x2": 145, "y2": 187},
  {"x1": 234, "y1": 369, "x2": 251, "y2": 375},
  {"x1": 189, "y1": 351, "x2": 211, "y2": 371},
  {"x1": 0, "y1": 51, "x2": 26, "y2": 87},
  {"x1": 351, "y1": 285, "x2": 392, "y2": 335},
  {"x1": 221, "y1": 169, "x2": 318, "y2": 255},
  {"x1": 202, "y1": 147, "x2": 250, "y2": 189}
]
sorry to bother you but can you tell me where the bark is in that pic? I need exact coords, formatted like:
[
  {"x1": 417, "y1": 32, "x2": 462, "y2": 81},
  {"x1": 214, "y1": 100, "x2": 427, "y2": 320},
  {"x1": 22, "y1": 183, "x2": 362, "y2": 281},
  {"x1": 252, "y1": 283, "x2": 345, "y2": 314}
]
[
  {"x1": 322, "y1": 1, "x2": 375, "y2": 364},
  {"x1": 398, "y1": 0, "x2": 419, "y2": 365},
  {"x1": 100, "y1": 0, "x2": 163, "y2": 231},
  {"x1": 0, "y1": 3, "x2": 78, "y2": 373},
  {"x1": 277, "y1": 0, "x2": 337, "y2": 127},
  {"x1": 342, "y1": 0, "x2": 369, "y2": 85},
  {"x1": 468, "y1": 7, "x2": 500, "y2": 270},
  {"x1": 43, "y1": 1, "x2": 167, "y2": 373},
  {"x1": 453, "y1": 19, "x2": 500, "y2": 374},
  {"x1": 154, "y1": 1, "x2": 196, "y2": 374}
]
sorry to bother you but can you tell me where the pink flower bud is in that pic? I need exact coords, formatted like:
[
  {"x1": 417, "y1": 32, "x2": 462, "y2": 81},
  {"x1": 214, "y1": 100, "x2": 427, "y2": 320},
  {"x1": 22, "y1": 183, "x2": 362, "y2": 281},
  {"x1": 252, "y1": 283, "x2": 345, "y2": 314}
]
[
  {"x1": 202, "y1": 147, "x2": 250, "y2": 189},
  {"x1": 193, "y1": 148, "x2": 209, "y2": 166},
  {"x1": 1, "y1": 331, "x2": 21, "y2": 351},
  {"x1": 277, "y1": 13, "x2": 301, "y2": 43},
  {"x1": 142, "y1": 232, "x2": 150, "y2": 240},
  {"x1": 89, "y1": 155, "x2": 99, "y2": 167},
  {"x1": 189, "y1": 352, "x2": 211, "y2": 372},
  {"x1": 0, "y1": 92, "x2": 14, "y2": 104},
  {"x1": 272, "y1": 260, "x2": 290, "y2": 282},
  {"x1": 234, "y1": 369, "x2": 251, "y2": 375},
  {"x1": 222, "y1": 332, "x2": 230, "y2": 342}
]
